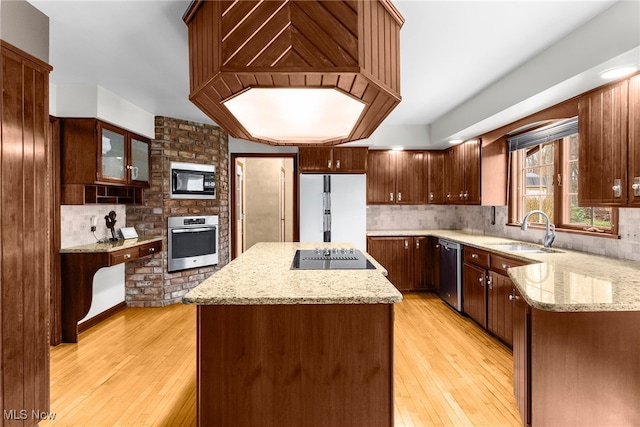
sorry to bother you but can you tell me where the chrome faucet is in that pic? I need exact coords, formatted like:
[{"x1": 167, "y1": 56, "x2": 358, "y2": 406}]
[{"x1": 521, "y1": 210, "x2": 556, "y2": 248}]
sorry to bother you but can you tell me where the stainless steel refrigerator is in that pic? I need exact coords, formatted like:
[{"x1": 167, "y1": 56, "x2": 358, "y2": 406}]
[{"x1": 299, "y1": 174, "x2": 367, "y2": 251}]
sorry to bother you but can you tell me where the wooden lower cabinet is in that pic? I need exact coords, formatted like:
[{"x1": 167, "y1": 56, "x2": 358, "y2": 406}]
[
  {"x1": 513, "y1": 292, "x2": 640, "y2": 426},
  {"x1": 512, "y1": 287, "x2": 530, "y2": 427},
  {"x1": 462, "y1": 262, "x2": 487, "y2": 327},
  {"x1": 487, "y1": 271, "x2": 514, "y2": 346},
  {"x1": 367, "y1": 236, "x2": 437, "y2": 292}
]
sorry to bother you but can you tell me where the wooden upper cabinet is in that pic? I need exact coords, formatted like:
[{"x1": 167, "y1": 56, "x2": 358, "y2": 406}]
[
  {"x1": 427, "y1": 151, "x2": 445, "y2": 204},
  {"x1": 578, "y1": 79, "x2": 628, "y2": 206},
  {"x1": 464, "y1": 140, "x2": 481, "y2": 204},
  {"x1": 367, "y1": 150, "x2": 397, "y2": 203},
  {"x1": 367, "y1": 150, "x2": 426, "y2": 204},
  {"x1": 298, "y1": 147, "x2": 367, "y2": 173},
  {"x1": 628, "y1": 74, "x2": 640, "y2": 206},
  {"x1": 61, "y1": 118, "x2": 151, "y2": 188}
]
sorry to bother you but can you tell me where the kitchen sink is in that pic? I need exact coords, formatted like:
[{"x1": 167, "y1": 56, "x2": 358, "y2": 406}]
[{"x1": 488, "y1": 243, "x2": 561, "y2": 254}]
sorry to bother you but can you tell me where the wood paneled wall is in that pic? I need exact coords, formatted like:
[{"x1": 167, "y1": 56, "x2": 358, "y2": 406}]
[{"x1": 0, "y1": 41, "x2": 52, "y2": 426}]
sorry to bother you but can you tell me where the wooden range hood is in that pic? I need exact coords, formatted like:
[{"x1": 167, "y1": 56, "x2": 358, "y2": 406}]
[{"x1": 183, "y1": 0, "x2": 404, "y2": 145}]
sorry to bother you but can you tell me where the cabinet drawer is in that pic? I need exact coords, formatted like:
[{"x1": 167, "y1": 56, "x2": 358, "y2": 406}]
[
  {"x1": 490, "y1": 254, "x2": 529, "y2": 276},
  {"x1": 464, "y1": 246, "x2": 490, "y2": 268},
  {"x1": 139, "y1": 241, "x2": 162, "y2": 257},
  {"x1": 110, "y1": 247, "x2": 139, "y2": 265}
]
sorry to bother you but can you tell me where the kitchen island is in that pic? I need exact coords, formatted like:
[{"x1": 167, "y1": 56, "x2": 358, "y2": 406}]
[{"x1": 183, "y1": 242, "x2": 402, "y2": 427}]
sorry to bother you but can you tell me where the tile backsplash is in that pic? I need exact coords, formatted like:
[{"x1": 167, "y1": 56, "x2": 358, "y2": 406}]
[
  {"x1": 368, "y1": 204, "x2": 640, "y2": 262},
  {"x1": 60, "y1": 205, "x2": 126, "y2": 248}
]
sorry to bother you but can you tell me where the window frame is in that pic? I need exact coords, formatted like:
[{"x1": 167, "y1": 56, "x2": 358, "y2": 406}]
[{"x1": 508, "y1": 135, "x2": 619, "y2": 237}]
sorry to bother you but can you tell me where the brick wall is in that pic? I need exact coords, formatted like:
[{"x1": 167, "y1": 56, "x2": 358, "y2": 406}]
[{"x1": 125, "y1": 116, "x2": 229, "y2": 307}]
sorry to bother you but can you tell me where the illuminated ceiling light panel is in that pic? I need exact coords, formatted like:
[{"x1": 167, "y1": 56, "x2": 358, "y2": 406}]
[
  {"x1": 600, "y1": 65, "x2": 638, "y2": 80},
  {"x1": 224, "y1": 88, "x2": 365, "y2": 142}
]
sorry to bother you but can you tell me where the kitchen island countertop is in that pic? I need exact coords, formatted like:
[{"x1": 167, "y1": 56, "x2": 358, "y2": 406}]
[
  {"x1": 368, "y1": 229, "x2": 640, "y2": 312},
  {"x1": 183, "y1": 242, "x2": 402, "y2": 305}
]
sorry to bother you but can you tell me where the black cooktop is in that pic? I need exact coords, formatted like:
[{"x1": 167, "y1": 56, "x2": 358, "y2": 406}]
[{"x1": 291, "y1": 248, "x2": 376, "y2": 270}]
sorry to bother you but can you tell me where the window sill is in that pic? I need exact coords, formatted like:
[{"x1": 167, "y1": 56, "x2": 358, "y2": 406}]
[{"x1": 505, "y1": 223, "x2": 620, "y2": 240}]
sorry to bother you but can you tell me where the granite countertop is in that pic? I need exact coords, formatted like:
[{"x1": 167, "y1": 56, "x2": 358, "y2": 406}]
[
  {"x1": 368, "y1": 229, "x2": 640, "y2": 312},
  {"x1": 60, "y1": 236, "x2": 162, "y2": 253},
  {"x1": 183, "y1": 242, "x2": 402, "y2": 305}
]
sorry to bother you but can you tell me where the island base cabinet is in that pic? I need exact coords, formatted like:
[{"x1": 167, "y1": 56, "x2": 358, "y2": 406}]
[
  {"x1": 528, "y1": 309, "x2": 640, "y2": 426},
  {"x1": 197, "y1": 304, "x2": 394, "y2": 427}
]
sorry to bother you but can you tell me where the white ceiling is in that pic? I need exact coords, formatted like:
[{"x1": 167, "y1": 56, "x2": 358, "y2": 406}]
[{"x1": 30, "y1": 0, "x2": 624, "y2": 148}]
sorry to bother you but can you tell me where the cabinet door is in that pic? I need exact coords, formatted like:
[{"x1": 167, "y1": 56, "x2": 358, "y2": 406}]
[
  {"x1": 413, "y1": 237, "x2": 430, "y2": 290},
  {"x1": 512, "y1": 287, "x2": 531, "y2": 427},
  {"x1": 98, "y1": 123, "x2": 127, "y2": 183},
  {"x1": 464, "y1": 140, "x2": 481, "y2": 204},
  {"x1": 130, "y1": 135, "x2": 150, "y2": 185},
  {"x1": 445, "y1": 145, "x2": 464, "y2": 204},
  {"x1": 488, "y1": 271, "x2": 513, "y2": 346},
  {"x1": 462, "y1": 262, "x2": 487, "y2": 327},
  {"x1": 427, "y1": 151, "x2": 445, "y2": 204},
  {"x1": 333, "y1": 147, "x2": 367, "y2": 173},
  {"x1": 367, "y1": 151, "x2": 396, "y2": 204},
  {"x1": 578, "y1": 80, "x2": 628, "y2": 206},
  {"x1": 396, "y1": 151, "x2": 426, "y2": 204},
  {"x1": 426, "y1": 236, "x2": 440, "y2": 290},
  {"x1": 367, "y1": 237, "x2": 413, "y2": 291},
  {"x1": 628, "y1": 74, "x2": 640, "y2": 206},
  {"x1": 298, "y1": 147, "x2": 333, "y2": 173}
]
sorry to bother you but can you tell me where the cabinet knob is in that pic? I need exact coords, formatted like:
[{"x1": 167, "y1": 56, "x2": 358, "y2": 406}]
[
  {"x1": 390, "y1": 193, "x2": 394, "y2": 202},
  {"x1": 327, "y1": 160, "x2": 332, "y2": 169},
  {"x1": 502, "y1": 263, "x2": 510, "y2": 270},
  {"x1": 435, "y1": 244, "x2": 440, "y2": 249},
  {"x1": 612, "y1": 179, "x2": 622, "y2": 197},
  {"x1": 124, "y1": 254, "x2": 131, "y2": 259},
  {"x1": 150, "y1": 247, "x2": 155, "y2": 253},
  {"x1": 464, "y1": 191, "x2": 469, "y2": 200},
  {"x1": 459, "y1": 192, "x2": 464, "y2": 199},
  {"x1": 471, "y1": 253, "x2": 478, "y2": 259},
  {"x1": 509, "y1": 294, "x2": 515, "y2": 301},
  {"x1": 397, "y1": 192, "x2": 402, "y2": 202},
  {"x1": 479, "y1": 276, "x2": 484, "y2": 286},
  {"x1": 430, "y1": 192, "x2": 434, "y2": 201},
  {"x1": 404, "y1": 240, "x2": 409, "y2": 249},
  {"x1": 415, "y1": 240, "x2": 420, "y2": 249},
  {"x1": 335, "y1": 159, "x2": 340, "y2": 169},
  {"x1": 487, "y1": 276, "x2": 493, "y2": 289}
]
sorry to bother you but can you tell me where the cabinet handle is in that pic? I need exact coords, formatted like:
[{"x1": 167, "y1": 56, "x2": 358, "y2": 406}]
[
  {"x1": 509, "y1": 294, "x2": 515, "y2": 301},
  {"x1": 633, "y1": 177, "x2": 640, "y2": 196},
  {"x1": 502, "y1": 263, "x2": 510, "y2": 270},
  {"x1": 479, "y1": 276, "x2": 484, "y2": 286},
  {"x1": 390, "y1": 193, "x2": 394, "y2": 202},
  {"x1": 612, "y1": 179, "x2": 621, "y2": 198},
  {"x1": 415, "y1": 240, "x2": 420, "y2": 249},
  {"x1": 327, "y1": 160, "x2": 332, "y2": 169},
  {"x1": 404, "y1": 240, "x2": 409, "y2": 249},
  {"x1": 464, "y1": 191, "x2": 469, "y2": 200},
  {"x1": 446, "y1": 193, "x2": 451, "y2": 200},
  {"x1": 435, "y1": 244, "x2": 440, "y2": 249},
  {"x1": 124, "y1": 254, "x2": 131, "y2": 259},
  {"x1": 459, "y1": 191, "x2": 464, "y2": 200},
  {"x1": 430, "y1": 192, "x2": 434, "y2": 201},
  {"x1": 335, "y1": 159, "x2": 340, "y2": 169},
  {"x1": 471, "y1": 253, "x2": 478, "y2": 259},
  {"x1": 487, "y1": 276, "x2": 493, "y2": 289},
  {"x1": 398, "y1": 192, "x2": 402, "y2": 202}
]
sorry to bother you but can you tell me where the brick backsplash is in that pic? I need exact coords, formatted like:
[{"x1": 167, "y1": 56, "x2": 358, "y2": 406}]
[
  {"x1": 368, "y1": 204, "x2": 640, "y2": 261},
  {"x1": 125, "y1": 116, "x2": 230, "y2": 307},
  {"x1": 60, "y1": 205, "x2": 127, "y2": 248}
]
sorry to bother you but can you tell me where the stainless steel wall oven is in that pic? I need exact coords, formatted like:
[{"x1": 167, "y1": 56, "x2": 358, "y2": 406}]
[{"x1": 168, "y1": 215, "x2": 218, "y2": 272}]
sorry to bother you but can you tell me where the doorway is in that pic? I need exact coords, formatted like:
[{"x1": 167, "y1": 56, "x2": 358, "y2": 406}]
[{"x1": 231, "y1": 154, "x2": 298, "y2": 260}]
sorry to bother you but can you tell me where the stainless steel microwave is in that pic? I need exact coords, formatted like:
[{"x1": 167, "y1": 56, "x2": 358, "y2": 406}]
[{"x1": 170, "y1": 162, "x2": 216, "y2": 199}]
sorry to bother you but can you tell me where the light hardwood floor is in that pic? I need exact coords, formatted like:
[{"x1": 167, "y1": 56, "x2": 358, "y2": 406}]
[{"x1": 43, "y1": 293, "x2": 520, "y2": 426}]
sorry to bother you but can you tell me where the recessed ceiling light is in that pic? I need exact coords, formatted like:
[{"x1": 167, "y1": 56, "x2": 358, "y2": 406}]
[
  {"x1": 600, "y1": 65, "x2": 638, "y2": 80},
  {"x1": 449, "y1": 139, "x2": 463, "y2": 145}
]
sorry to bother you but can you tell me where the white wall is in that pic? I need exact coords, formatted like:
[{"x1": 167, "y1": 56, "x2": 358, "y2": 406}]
[
  {"x1": 0, "y1": 0, "x2": 49, "y2": 63},
  {"x1": 52, "y1": 84, "x2": 155, "y2": 138}
]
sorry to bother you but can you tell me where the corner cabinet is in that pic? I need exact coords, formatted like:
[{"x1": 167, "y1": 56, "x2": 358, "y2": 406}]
[
  {"x1": 298, "y1": 147, "x2": 367, "y2": 173},
  {"x1": 60, "y1": 118, "x2": 151, "y2": 204},
  {"x1": 367, "y1": 151, "x2": 426, "y2": 204}
]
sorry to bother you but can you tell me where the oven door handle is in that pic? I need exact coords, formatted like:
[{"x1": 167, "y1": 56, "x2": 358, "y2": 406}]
[{"x1": 171, "y1": 227, "x2": 216, "y2": 234}]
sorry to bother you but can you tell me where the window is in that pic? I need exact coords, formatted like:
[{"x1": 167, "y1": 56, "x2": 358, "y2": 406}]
[{"x1": 508, "y1": 118, "x2": 617, "y2": 236}]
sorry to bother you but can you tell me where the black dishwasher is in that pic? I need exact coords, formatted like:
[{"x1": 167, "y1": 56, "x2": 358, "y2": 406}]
[{"x1": 439, "y1": 239, "x2": 463, "y2": 312}]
